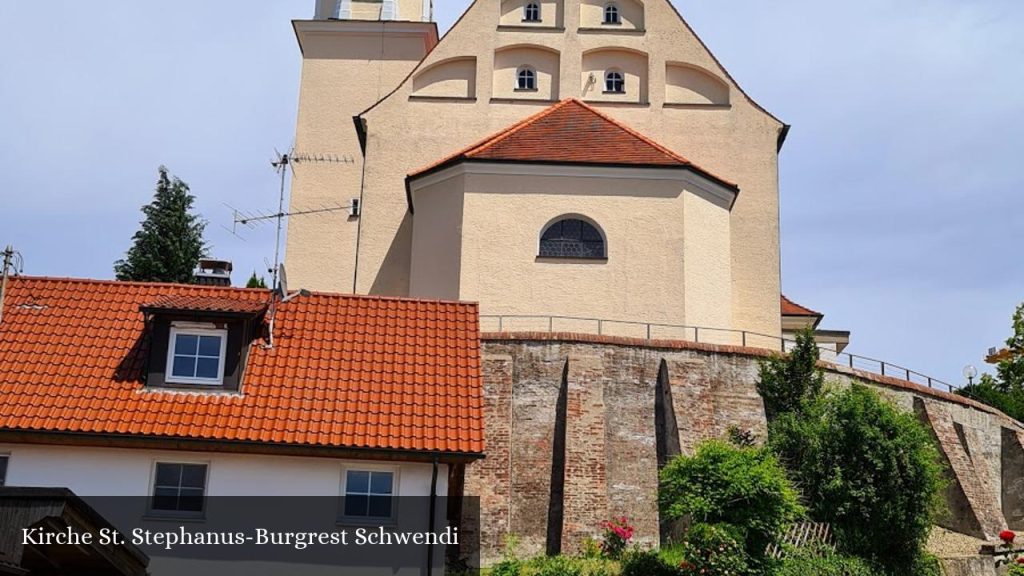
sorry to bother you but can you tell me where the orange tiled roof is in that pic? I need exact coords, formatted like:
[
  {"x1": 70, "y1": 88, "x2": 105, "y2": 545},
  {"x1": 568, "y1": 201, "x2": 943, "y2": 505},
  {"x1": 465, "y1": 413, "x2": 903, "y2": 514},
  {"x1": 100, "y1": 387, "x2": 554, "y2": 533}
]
[
  {"x1": 0, "y1": 277, "x2": 483, "y2": 456},
  {"x1": 408, "y1": 99, "x2": 738, "y2": 191},
  {"x1": 141, "y1": 294, "x2": 269, "y2": 315},
  {"x1": 781, "y1": 295, "x2": 822, "y2": 318}
]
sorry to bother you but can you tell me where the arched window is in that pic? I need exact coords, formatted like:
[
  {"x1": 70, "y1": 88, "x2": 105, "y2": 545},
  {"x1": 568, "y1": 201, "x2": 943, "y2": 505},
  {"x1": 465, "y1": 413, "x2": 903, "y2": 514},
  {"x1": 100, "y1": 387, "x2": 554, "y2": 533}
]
[
  {"x1": 604, "y1": 70, "x2": 625, "y2": 93},
  {"x1": 523, "y1": 2, "x2": 541, "y2": 22},
  {"x1": 540, "y1": 218, "x2": 606, "y2": 259},
  {"x1": 603, "y1": 3, "x2": 620, "y2": 24},
  {"x1": 516, "y1": 66, "x2": 537, "y2": 91}
]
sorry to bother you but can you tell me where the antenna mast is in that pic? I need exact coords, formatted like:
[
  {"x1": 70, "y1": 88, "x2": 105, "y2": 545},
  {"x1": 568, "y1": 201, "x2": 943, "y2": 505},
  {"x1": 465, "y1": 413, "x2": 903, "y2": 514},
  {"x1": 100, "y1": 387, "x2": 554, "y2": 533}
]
[
  {"x1": 269, "y1": 153, "x2": 289, "y2": 292},
  {"x1": 0, "y1": 246, "x2": 15, "y2": 326}
]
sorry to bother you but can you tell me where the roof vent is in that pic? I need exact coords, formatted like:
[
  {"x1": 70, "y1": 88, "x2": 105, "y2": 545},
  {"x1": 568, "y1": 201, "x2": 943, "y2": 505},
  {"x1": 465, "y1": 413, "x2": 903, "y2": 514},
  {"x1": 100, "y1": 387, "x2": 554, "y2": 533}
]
[{"x1": 195, "y1": 258, "x2": 233, "y2": 287}]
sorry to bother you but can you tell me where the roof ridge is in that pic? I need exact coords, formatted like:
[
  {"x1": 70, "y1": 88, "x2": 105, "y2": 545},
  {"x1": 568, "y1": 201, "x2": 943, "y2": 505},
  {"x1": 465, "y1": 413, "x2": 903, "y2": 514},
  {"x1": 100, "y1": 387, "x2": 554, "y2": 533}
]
[{"x1": 8, "y1": 275, "x2": 480, "y2": 310}]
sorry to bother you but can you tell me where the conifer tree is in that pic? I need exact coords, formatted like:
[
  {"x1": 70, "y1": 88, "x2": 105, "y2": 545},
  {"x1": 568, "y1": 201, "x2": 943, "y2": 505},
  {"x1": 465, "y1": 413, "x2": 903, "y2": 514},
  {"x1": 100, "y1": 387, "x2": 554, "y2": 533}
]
[
  {"x1": 246, "y1": 272, "x2": 268, "y2": 289},
  {"x1": 114, "y1": 167, "x2": 207, "y2": 283},
  {"x1": 756, "y1": 328, "x2": 825, "y2": 419}
]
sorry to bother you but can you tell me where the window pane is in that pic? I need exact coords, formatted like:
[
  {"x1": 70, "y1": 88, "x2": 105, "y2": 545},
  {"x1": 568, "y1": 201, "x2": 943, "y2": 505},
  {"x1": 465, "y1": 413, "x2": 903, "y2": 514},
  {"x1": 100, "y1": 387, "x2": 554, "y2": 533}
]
[
  {"x1": 347, "y1": 470, "x2": 370, "y2": 493},
  {"x1": 175, "y1": 334, "x2": 199, "y2": 355},
  {"x1": 368, "y1": 495, "x2": 393, "y2": 518},
  {"x1": 152, "y1": 487, "x2": 178, "y2": 511},
  {"x1": 0, "y1": 456, "x2": 8, "y2": 487},
  {"x1": 197, "y1": 335, "x2": 222, "y2": 357},
  {"x1": 180, "y1": 464, "x2": 207, "y2": 488},
  {"x1": 178, "y1": 488, "x2": 205, "y2": 512},
  {"x1": 369, "y1": 472, "x2": 393, "y2": 495},
  {"x1": 154, "y1": 463, "x2": 181, "y2": 487},
  {"x1": 172, "y1": 356, "x2": 197, "y2": 378},
  {"x1": 195, "y1": 357, "x2": 220, "y2": 379},
  {"x1": 344, "y1": 495, "x2": 369, "y2": 517}
]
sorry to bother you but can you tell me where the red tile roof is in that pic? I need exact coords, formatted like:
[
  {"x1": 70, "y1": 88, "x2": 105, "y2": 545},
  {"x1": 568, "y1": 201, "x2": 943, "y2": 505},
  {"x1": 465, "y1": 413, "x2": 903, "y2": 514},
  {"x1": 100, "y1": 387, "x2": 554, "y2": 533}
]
[
  {"x1": 408, "y1": 99, "x2": 738, "y2": 191},
  {"x1": 781, "y1": 295, "x2": 822, "y2": 318},
  {"x1": 0, "y1": 277, "x2": 483, "y2": 456},
  {"x1": 141, "y1": 294, "x2": 269, "y2": 315}
]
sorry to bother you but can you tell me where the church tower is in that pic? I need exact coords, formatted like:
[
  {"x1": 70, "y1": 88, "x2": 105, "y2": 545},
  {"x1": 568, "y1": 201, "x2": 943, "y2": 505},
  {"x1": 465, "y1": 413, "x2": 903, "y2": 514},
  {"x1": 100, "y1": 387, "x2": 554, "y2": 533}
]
[{"x1": 286, "y1": 0, "x2": 438, "y2": 293}]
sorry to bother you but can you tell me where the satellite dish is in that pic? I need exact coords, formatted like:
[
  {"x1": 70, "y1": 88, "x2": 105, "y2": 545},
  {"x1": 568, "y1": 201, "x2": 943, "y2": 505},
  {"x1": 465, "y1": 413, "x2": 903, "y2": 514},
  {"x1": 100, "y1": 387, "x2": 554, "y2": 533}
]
[{"x1": 278, "y1": 263, "x2": 288, "y2": 297}]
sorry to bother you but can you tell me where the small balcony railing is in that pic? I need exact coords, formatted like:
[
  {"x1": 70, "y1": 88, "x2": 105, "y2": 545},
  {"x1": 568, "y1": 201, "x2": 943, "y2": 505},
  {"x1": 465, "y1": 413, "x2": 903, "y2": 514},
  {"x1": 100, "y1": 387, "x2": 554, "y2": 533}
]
[{"x1": 480, "y1": 314, "x2": 959, "y2": 393}]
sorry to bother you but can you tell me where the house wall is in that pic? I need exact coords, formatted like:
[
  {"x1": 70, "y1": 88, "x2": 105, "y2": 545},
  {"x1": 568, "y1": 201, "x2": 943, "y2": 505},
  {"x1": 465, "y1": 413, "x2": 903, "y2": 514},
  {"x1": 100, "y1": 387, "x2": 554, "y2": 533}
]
[
  {"x1": 467, "y1": 335, "x2": 1024, "y2": 564},
  {"x1": 408, "y1": 166, "x2": 733, "y2": 330},
  {"x1": 287, "y1": 0, "x2": 784, "y2": 339},
  {"x1": 1, "y1": 443, "x2": 447, "y2": 497}
]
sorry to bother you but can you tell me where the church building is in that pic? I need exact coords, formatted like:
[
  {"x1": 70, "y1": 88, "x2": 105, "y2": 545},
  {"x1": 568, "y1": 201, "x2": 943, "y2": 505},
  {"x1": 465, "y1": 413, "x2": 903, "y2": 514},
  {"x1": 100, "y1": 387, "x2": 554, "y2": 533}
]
[{"x1": 287, "y1": 0, "x2": 814, "y2": 345}]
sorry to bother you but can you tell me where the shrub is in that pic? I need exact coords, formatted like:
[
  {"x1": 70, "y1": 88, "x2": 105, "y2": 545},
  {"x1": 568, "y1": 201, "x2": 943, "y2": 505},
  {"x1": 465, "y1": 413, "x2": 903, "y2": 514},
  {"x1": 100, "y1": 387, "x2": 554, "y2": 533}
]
[
  {"x1": 659, "y1": 440, "x2": 803, "y2": 569},
  {"x1": 488, "y1": 556, "x2": 620, "y2": 576},
  {"x1": 677, "y1": 523, "x2": 751, "y2": 576},
  {"x1": 769, "y1": 385, "x2": 946, "y2": 573},
  {"x1": 771, "y1": 546, "x2": 879, "y2": 576},
  {"x1": 757, "y1": 328, "x2": 825, "y2": 419},
  {"x1": 620, "y1": 549, "x2": 679, "y2": 576}
]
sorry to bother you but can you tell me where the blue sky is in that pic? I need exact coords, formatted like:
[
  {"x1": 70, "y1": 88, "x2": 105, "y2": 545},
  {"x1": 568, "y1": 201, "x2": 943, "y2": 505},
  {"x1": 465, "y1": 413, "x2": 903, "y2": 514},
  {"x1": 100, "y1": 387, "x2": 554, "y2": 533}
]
[{"x1": 0, "y1": 1, "x2": 1021, "y2": 385}]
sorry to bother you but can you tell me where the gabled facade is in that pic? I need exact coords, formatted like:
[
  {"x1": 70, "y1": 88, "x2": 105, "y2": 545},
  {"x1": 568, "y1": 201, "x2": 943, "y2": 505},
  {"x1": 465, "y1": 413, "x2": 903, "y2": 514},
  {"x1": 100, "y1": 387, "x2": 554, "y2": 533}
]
[{"x1": 286, "y1": 0, "x2": 787, "y2": 339}]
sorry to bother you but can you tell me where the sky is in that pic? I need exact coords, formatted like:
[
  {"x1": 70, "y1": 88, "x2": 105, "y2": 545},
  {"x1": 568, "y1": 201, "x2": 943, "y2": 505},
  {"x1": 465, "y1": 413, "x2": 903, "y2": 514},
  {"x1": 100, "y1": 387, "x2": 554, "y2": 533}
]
[{"x1": 0, "y1": 1, "x2": 1021, "y2": 385}]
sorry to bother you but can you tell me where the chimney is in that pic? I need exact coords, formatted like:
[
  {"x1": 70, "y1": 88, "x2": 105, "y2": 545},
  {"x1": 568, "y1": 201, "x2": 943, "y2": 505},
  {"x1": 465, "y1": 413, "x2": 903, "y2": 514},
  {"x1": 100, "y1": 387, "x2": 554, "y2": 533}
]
[{"x1": 195, "y1": 258, "x2": 233, "y2": 287}]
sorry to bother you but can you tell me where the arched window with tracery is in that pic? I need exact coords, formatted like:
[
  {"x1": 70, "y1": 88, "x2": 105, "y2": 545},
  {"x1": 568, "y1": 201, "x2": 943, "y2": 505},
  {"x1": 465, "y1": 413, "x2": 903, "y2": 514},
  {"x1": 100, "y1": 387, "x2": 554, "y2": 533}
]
[
  {"x1": 523, "y1": 2, "x2": 541, "y2": 22},
  {"x1": 539, "y1": 217, "x2": 606, "y2": 259}
]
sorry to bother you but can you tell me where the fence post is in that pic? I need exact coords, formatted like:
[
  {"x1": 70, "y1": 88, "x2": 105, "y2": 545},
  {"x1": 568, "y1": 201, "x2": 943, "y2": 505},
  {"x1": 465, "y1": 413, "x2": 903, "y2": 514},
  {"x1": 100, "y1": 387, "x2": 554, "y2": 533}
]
[
  {"x1": 498, "y1": 316, "x2": 503, "y2": 332},
  {"x1": 598, "y1": 320, "x2": 603, "y2": 335},
  {"x1": 646, "y1": 324, "x2": 651, "y2": 340},
  {"x1": 694, "y1": 327, "x2": 699, "y2": 343},
  {"x1": 742, "y1": 331, "x2": 747, "y2": 347},
  {"x1": 549, "y1": 317, "x2": 553, "y2": 332}
]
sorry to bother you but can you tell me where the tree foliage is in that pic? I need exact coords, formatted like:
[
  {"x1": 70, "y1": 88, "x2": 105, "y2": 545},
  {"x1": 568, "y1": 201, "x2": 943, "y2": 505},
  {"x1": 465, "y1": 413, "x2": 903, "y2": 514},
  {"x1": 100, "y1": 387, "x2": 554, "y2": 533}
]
[
  {"x1": 756, "y1": 328, "x2": 825, "y2": 419},
  {"x1": 959, "y1": 303, "x2": 1024, "y2": 421},
  {"x1": 659, "y1": 440, "x2": 804, "y2": 570},
  {"x1": 246, "y1": 272, "x2": 268, "y2": 289},
  {"x1": 768, "y1": 386, "x2": 946, "y2": 574},
  {"x1": 114, "y1": 166, "x2": 206, "y2": 283}
]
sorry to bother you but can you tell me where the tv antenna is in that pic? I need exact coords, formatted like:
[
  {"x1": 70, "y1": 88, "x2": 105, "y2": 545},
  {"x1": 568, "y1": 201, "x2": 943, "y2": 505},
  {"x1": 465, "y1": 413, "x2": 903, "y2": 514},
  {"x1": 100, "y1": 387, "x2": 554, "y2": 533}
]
[
  {"x1": 0, "y1": 245, "x2": 25, "y2": 326},
  {"x1": 224, "y1": 149, "x2": 358, "y2": 290}
]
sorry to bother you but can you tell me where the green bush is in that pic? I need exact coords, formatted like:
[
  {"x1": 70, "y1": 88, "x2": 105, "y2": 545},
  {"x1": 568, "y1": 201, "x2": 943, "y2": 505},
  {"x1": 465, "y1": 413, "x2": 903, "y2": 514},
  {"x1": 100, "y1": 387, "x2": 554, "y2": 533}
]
[
  {"x1": 678, "y1": 523, "x2": 751, "y2": 575},
  {"x1": 757, "y1": 328, "x2": 825, "y2": 419},
  {"x1": 771, "y1": 546, "x2": 879, "y2": 576},
  {"x1": 769, "y1": 385, "x2": 946, "y2": 573},
  {"x1": 488, "y1": 555, "x2": 619, "y2": 576},
  {"x1": 620, "y1": 549, "x2": 679, "y2": 576},
  {"x1": 659, "y1": 440, "x2": 803, "y2": 569},
  {"x1": 958, "y1": 377, "x2": 1024, "y2": 422},
  {"x1": 1008, "y1": 559, "x2": 1024, "y2": 576}
]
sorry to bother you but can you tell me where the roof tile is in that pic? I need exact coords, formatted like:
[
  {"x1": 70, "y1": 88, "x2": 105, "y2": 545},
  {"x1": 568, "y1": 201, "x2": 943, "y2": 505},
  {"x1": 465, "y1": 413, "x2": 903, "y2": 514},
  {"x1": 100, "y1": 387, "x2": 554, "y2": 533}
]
[{"x1": 0, "y1": 277, "x2": 483, "y2": 455}]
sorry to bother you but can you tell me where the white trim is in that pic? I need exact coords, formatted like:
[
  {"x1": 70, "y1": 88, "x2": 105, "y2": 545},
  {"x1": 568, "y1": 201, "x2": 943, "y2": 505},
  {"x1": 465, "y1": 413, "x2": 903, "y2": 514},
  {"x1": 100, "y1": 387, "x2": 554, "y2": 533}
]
[
  {"x1": 382, "y1": 0, "x2": 399, "y2": 20},
  {"x1": 338, "y1": 464, "x2": 400, "y2": 525},
  {"x1": 409, "y1": 162, "x2": 738, "y2": 206},
  {"x1": 337, "y1": 0, "x2": 350, "y2": 19},
  {"x1": 166, "y1": 326, "x2": 228, "y2": 386},
  {"x1": 422, "y1": 0, "x2": 431, "y2": 21}
]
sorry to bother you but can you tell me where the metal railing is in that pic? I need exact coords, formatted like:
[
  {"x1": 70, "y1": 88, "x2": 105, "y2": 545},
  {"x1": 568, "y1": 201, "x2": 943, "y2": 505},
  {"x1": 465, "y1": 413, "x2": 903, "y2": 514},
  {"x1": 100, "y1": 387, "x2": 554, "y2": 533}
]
[{"x1": 480, "y1": 314, "x2": 960, "y2": 393}]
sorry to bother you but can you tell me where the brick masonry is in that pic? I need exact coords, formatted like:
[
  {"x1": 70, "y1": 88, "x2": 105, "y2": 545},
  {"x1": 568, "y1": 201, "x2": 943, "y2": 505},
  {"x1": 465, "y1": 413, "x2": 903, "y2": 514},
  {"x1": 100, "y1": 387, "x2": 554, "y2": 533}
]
[{"x1": 466, "y1": 334, "x2": 1024, "y2": 564}]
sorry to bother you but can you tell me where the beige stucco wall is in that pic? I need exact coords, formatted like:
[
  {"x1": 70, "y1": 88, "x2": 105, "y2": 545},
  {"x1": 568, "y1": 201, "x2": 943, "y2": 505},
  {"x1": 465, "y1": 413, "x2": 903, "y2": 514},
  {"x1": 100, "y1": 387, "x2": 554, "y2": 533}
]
[
  {"x1": 493, "y1": 46, "x2": 561, "y2": 100},
  {"x1": 666, "y1": 62, "x2": 730, "y2": 105},
  {"x1": 285, "y1": 21, "x2": 435, "y2": 293},
  {"x1": 500, "y1": 0, "x2": 564, "y2": 28},
  {"x1": 580, "y1": 47, "x2": 648, "y2": 103},
  {"x1": 288, "y1": 0, "x2": 785, "y2": 337},
  {"x1": 579, "y1": 0, "x2": 644, "y2": 30},
  {"x1": 412, "y1": 57, "x2": 478, "y2": 98},
  {"x1": 409, "y1": 165, "x2": 734, "y2": 330}
]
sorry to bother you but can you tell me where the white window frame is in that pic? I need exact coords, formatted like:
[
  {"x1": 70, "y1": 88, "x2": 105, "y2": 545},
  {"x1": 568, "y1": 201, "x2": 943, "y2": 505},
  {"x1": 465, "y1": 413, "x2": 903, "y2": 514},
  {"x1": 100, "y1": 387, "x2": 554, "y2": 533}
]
[
  {"x1": 603, "y1": 2, "x2": 621, "y2": 24},
  {"x1": 516, "y1": 66, "x2": 537, "y2": 91},
  {"x1": 147, "y1": 460, "x2": 210, "y2": 518},
  {"x1": 338, "y1": 464, "x2": 400, "y2": 525},
  {"x1": 523, "y1": 2, "x2": 541, "y2": 22},
  {"x1": 605, "y1": 70, "x2": 625, "y2": 93},
  {"x1": 166, "y1": 324, "x2": 228, "y2": 386}
]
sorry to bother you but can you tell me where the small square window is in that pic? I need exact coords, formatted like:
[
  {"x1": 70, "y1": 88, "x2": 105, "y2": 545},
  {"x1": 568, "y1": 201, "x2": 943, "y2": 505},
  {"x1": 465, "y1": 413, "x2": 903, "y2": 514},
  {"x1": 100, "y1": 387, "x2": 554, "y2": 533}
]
[
  {"x1": 341, "y1": 469, "x2": 395, "y2": 521},
  {"x1": 0, "y1": 455, "x2": 9, "y2": 487},
  {"x1": 151, "y1": 462, "x2": 207, "y2": 515},
  {"x1": 166, "y1": 327, "x2": 227, "y2": 385}
]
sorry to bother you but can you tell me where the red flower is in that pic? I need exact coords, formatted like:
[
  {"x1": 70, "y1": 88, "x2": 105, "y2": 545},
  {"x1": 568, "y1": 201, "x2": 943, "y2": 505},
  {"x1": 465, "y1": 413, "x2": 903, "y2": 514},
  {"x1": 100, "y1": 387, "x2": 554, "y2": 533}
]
[
  {"x1": 1000, "y1": 530, "x2": 1016, "y2": 544},
  {"x1": 1017, "y1": 556, "x2": 1024, "y2": 564}
]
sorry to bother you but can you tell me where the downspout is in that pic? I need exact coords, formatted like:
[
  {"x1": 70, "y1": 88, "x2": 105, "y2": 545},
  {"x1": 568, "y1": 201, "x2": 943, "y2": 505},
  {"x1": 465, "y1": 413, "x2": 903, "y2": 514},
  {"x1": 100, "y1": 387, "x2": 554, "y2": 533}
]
[{"x1": 426, "y1": 457, "x2": 439, "y2": 576}]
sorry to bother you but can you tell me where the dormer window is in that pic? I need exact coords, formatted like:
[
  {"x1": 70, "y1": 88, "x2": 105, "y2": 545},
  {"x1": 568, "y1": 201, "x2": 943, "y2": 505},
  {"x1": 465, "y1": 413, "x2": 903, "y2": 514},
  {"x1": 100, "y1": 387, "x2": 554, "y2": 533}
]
[
  {"x1": 603, "y1": 3, "x2": 620, "y2": 24},
  {"x1": 523, "y1": 2, "x2": 541, "y2": 22},
  {"x1": 167, "y1": 325, "x2": 227, "y2": 385},
  {"x1": 605, "y1": 70, "x2": 625, "y2": 93},
  {"x1": 516, "y1": 66, "x2": 537, "y2": 91}
]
